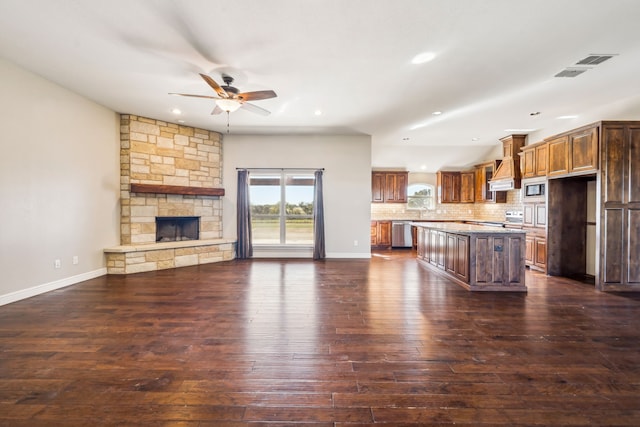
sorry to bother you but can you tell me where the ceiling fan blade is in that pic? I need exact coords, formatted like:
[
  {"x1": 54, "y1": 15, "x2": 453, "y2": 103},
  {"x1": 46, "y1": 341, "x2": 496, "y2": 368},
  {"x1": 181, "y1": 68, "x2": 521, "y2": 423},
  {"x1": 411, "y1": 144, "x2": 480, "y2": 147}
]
[
  {"x1": 237, "y1": 90, "x2": 277, "y2": 101},
  {"x1": 241, "y1": 102, "x2": 271, "y2": 116},
  {"x1": 169, "y1": 92, "x2": 218, "y2": 100},
  {"x1": 211, "y1": 105, "x2": 224, "y2": 115},
  {"x1": 199, "y1": 73, "x2": 228, "y2": 97}
]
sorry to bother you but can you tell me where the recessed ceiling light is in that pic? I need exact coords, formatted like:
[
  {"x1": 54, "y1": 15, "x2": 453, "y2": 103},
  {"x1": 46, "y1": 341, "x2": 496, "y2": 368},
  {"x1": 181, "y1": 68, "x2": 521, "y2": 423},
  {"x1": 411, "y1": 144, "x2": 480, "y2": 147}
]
[
  {"x1": 411, "y1": 52, "x2": 436, "y2": 64},
  {"x1": 314, "y1": 109, "x2": 323, "y2": 116},
  {"x1": 557, "y1": 115, "x2": 578, "y2": 119},
  {"x1": 504, "y1": 128, "x2": 535, "y2": 133},
  {"x1": 432, "y1": 111, "x2": 442, "y2": 115},
  {"x1": 172, "y1": 108, "x2": 182, "y2": 115},
  {"x1": 471, "y1": 137, "x2": 480, "y2": 141},
  {"x1": 420, "y1": 165, "x2": 427, "y2": 170},
  {"x1": 177, "y1": 119, "x2": 185, "y2": 123}
]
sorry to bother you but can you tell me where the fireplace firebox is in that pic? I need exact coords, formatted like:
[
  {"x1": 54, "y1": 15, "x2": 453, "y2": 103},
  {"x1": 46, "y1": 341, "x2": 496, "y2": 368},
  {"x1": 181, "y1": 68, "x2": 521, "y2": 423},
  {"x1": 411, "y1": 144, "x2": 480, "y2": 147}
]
[{"x1": 156, "y1": 216, "x2": 200, "y2": 242}]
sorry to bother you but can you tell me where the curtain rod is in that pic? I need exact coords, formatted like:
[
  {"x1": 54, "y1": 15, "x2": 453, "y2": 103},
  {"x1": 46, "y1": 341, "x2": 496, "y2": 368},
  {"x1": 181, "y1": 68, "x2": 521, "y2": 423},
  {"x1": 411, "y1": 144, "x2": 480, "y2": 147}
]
[{"x1": 236, "y1": 167, "x2": 324, "y2": 171}]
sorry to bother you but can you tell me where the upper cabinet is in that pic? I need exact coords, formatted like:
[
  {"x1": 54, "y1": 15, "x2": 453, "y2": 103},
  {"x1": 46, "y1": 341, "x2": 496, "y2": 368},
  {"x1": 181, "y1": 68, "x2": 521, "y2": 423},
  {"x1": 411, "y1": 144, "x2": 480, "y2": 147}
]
[
  {"x1": 372, "y1": 171, "x2": 408, "y2": 203},
  {"x1": 519, "y1": 141, "x2": 548, "y2": 178},
  {"x1": 474, "y1": 161, "x2": 507, "y2": 203},
  {"x1": 547, "y1": 124, "x2": 598, "y2": 177},
  {"x1": 460, "y1": 171, "x2": 476, "y2": 203},
  {"x1": 437, "y1": 171, "x2": 461, "y2": 203}
]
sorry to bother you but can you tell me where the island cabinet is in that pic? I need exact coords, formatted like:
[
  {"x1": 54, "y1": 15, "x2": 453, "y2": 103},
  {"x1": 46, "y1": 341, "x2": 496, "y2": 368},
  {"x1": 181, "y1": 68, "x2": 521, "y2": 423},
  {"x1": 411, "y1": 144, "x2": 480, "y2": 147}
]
[
  {"x1": 413, "y1": 222, "x2": 526, "y2": 292},
  {"x1": 372, "y1": 171, "x2": 408, "y2": 203}
]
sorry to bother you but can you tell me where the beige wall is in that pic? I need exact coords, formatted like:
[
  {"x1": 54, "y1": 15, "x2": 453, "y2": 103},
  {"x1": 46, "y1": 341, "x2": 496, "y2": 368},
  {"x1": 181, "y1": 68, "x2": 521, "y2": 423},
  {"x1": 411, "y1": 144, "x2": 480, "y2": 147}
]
[
  {"x1": 223, "y1": 134, "x2": 372, "y2": 258},
  {"x1": 0, "y1": 58, "x2": 120, "y2": 305}
]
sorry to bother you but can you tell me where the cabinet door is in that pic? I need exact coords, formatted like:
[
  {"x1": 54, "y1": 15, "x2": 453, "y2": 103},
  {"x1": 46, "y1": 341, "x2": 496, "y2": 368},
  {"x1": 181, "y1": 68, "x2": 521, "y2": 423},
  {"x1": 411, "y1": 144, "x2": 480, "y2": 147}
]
[
  {"x1": 525, "y1": 236, "x2": 534, "y2": 265},
  {"x1": 371, "y1": 173, "x2": 385, "y2": 203},
  {"x1": 474, "y1": 167, "x2": 484, "y2": 202},
  {"x1": 455, "y1": 235, "x2": 469, "y2": 282},
  {"x1": 523, "y1": 204, "x2": 535, "y2": 227},
  {"x1": 416, "y1": 227, "x2": 425, "y2": 259},
  {"x1": 438, "y1": 171, "x2": 461, "y2": 203},
  {"x1": 437, "y1": 231, "x2": 446, "y2": 269},
  {"x1": 547, "y1": 136, "x2": 570, "y2": 177},
  {"x1": 521, "y1": 148, "x2": 536, "y2": 178},
  {"x1": 394, "y1": 172, "x2": 408, "y2": 203},
  {"x1": 460, "y1": 171, "x2": 475, "y2": 203},
  {"x1": 370, "y1": 222, "x2": 377, "y2": 245},
  {"x1": 378, "y1": 221, "x2": 391, "y2": 246},
  {"x1": 534, "y1": 203, "x2": 547, "y2": 228},
  {"x1": 445, "y1": 233, "x2": 457, "y2": 274},
  {"x1": 534, "y1": 238, "x2": 547, "y2": 269},
  {"x1": 535, "y1": 144, "x2": 548, "y2": 176},
  {"x1": 569, "y1": 126, "x2": 599, "y2": 173},
  {"x1": 429, "y1": 229, "x2": 438, "y2": 265}
]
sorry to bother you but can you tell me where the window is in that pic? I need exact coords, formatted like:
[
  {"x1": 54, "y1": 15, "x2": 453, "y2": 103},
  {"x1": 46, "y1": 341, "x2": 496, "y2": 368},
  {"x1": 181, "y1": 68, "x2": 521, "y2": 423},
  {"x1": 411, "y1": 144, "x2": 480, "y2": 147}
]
[
  {"x1": 249, "y1": 171, "x2": 315, "y2": 245},
  {"x1": 406, "y1": 183, "x2": 435, "y2": 210}
]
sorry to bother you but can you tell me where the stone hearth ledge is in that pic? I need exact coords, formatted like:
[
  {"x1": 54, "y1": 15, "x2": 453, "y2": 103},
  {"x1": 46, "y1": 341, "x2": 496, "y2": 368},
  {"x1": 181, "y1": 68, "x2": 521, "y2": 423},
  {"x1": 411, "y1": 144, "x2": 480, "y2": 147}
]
[{"x1": 104, "y1": 238, "x2": 236, "y2": 274}]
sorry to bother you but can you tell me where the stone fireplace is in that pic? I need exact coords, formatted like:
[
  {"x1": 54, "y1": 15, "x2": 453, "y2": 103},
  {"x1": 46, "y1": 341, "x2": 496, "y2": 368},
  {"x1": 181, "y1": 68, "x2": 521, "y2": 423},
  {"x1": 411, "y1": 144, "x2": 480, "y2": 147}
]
[{"x1": 104, "y1": 115, "x2": 234, "y2": 274}]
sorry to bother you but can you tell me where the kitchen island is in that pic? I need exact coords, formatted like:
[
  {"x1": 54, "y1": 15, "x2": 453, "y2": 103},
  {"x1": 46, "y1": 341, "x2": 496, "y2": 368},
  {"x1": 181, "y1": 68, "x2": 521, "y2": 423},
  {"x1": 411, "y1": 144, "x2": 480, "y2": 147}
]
[{"x1": 412, "y1": 222, "x2": 526, "y2": 292}]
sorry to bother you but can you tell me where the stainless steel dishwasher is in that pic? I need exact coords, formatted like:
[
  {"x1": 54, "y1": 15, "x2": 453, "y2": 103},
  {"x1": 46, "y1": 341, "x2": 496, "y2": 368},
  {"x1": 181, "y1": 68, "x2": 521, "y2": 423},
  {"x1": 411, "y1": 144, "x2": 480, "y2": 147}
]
[{"x1": 391, "y1": 221, "x2": 413, "y2": 248}]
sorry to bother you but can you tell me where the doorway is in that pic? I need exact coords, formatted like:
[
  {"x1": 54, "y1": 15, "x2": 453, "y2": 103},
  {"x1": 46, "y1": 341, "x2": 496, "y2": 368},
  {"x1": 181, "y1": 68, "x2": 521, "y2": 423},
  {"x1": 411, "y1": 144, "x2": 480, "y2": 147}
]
[{"x1": 547, "y1": 174, "x2": 597, "y2": 284}]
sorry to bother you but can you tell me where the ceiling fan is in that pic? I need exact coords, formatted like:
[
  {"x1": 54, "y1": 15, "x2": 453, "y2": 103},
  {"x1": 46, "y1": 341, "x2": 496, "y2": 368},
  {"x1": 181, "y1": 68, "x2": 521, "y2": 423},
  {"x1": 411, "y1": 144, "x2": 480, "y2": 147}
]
[{"x1": 170, "y1": 73, "x2": 277, "y2": 116}]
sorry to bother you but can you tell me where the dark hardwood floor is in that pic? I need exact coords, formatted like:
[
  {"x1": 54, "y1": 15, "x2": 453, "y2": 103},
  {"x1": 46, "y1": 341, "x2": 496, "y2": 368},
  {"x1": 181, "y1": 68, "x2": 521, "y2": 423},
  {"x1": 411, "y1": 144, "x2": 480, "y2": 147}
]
[{"x1": 1, "y1": 250, "x2": 640, "y2": 426}]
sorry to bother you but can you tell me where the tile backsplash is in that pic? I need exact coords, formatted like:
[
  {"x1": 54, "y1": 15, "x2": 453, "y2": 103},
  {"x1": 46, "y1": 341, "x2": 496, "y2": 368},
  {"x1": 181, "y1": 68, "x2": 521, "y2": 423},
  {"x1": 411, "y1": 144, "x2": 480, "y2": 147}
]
[{"x1": 371, "y1": 189, "x2": 522, "y2": 222}]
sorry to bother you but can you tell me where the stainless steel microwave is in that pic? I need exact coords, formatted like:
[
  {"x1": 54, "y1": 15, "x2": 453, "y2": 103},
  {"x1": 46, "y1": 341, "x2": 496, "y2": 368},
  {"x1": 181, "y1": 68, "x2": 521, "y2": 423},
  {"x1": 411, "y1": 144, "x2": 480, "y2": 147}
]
[{"x1": 523, "y1": 179, "x2": 546, "y2": 199}]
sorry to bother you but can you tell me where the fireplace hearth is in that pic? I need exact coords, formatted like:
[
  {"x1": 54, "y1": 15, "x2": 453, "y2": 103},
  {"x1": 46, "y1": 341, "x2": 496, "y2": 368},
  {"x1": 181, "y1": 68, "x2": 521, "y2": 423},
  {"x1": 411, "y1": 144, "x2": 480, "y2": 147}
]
[{"x1": 156, "y1": 216, "x2": 200, "y2": 242}]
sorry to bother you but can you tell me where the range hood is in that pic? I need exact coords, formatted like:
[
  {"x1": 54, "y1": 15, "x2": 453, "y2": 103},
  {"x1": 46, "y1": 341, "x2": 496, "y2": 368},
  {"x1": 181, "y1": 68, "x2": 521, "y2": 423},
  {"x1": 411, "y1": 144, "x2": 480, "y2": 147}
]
[{"x1": 489, "y1": 134, "x2": 527, "y2": 191}]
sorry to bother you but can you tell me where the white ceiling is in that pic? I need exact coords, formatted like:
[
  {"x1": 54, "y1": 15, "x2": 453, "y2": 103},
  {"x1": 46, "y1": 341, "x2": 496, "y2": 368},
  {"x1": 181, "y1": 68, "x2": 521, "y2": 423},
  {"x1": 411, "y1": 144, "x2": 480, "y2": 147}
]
[{"x1": 1, "y1": 0, "x2": 640, "y2": 172}]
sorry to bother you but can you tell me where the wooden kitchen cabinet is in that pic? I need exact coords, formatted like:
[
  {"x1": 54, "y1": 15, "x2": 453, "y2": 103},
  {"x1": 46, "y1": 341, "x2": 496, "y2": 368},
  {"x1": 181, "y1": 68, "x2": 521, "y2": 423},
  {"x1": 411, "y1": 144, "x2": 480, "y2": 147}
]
[
  {"x1": 437, "y1": 171, "x2": 461, "y2": 203},
  {"x1": 523, "y1": 201, "x2": 547, "y2": 272},
  {"x1": 370, "y1": 220, "x2": 391, "y2": 248},
  {"x1": 474, "y1": 161, "x2": 506, "y2": 203},
  {"x1": 460, "y1": 171, "x2": 475, "y2": 203},
  {"x1": 547, "y1": 135, "x2": 570, "y2": 177},
  {"x1": 547, "y1": 124, "x2": 599, "y2": 177},
  {"x1": 371, "y1": 171, "x2": 408, "y2": 203},
  {"x1": 519, "y1": 141, "x2": 548, "y2": 178}
]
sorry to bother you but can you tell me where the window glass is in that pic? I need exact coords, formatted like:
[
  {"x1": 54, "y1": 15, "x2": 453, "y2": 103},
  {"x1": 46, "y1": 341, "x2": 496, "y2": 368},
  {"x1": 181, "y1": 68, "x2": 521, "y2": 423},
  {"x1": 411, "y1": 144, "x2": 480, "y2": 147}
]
[
  {"x1": 406, "y1": 183, "x2": 435, "y2": 210},
  {"x1": 249, "y1": 172, "x2": 314, "y2": 245}
]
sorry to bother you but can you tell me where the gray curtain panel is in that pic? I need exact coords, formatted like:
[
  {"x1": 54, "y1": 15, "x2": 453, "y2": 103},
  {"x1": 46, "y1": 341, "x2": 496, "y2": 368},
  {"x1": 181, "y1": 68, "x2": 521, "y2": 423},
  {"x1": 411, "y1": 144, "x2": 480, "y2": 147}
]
[
  {"x1": 313, "y1": 169, "x2": 326, "y2": 260},
  {"x1": 236, "y1": 169, "x2": 253, "y2": 259}
]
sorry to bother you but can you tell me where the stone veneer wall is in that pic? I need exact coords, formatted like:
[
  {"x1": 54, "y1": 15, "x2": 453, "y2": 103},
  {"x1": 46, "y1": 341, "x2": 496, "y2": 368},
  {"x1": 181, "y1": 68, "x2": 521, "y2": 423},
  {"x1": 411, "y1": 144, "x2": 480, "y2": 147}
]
[
  {"x1": 105, "y1": 115, "x2": 234, "y2": 274},
  {"x1": 120, "y1": 115, "x2": 223, "y2": 245}
]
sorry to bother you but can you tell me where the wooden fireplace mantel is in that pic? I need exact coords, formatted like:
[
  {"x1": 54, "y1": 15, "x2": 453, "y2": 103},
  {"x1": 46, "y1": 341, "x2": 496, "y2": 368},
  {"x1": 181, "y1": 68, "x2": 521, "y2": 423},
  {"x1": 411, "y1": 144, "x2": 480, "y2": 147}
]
[{"x1": 130, "y1": 183, "x2": 225, "y2": 197}]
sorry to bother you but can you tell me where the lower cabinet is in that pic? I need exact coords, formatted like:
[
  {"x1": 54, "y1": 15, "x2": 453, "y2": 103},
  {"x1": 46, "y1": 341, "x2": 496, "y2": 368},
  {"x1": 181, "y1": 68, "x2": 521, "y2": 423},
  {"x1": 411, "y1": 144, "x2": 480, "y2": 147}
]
[
  {"x1": 371, "y1": 220, "x2": 391, "y2": 248},
  {"x1": 525, "y1": 232, "x2": 547, "y2": 272}
]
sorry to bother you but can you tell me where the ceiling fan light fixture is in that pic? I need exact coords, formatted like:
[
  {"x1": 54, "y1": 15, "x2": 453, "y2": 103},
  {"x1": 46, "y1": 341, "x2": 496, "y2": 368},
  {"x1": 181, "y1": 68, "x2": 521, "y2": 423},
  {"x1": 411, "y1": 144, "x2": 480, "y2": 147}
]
[{"x1": 215, "y1": 98, "x2": 242, "y2": 112}]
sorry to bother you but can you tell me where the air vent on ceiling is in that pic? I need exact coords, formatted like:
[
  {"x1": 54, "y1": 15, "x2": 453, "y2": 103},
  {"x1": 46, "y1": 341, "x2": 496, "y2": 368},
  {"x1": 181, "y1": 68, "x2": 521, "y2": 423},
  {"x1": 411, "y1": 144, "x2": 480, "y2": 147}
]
[
  {"x1": 554, "y1": 68, "x2": 589, "y2": 78},
  {"x1": 576, "y1": 54, "x2": 614, "y2": 65},
  {"x1": 554, "y1": 53, "x2": 617, "y2": 78}
]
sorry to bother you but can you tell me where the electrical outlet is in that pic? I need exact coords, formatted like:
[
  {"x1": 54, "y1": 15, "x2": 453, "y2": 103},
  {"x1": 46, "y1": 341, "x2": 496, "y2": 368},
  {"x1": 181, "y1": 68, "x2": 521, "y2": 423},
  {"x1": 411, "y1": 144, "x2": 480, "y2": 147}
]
[
  {"x1": 72, "y1": 256, "x2": 79, "y2": 265},
  {"x1": 54, "y1": 259, "x2": 61, "y2": 269}
]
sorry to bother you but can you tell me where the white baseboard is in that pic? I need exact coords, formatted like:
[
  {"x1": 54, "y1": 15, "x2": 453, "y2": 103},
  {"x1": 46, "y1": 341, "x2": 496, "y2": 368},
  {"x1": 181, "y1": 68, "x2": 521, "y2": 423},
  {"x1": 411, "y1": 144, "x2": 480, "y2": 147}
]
[
  {"x1": 326, "y1": 252, "x2": 371, "y2": 259},
  {"x1": 0, "y1": 268, "x2": 107, "y2": 307}
]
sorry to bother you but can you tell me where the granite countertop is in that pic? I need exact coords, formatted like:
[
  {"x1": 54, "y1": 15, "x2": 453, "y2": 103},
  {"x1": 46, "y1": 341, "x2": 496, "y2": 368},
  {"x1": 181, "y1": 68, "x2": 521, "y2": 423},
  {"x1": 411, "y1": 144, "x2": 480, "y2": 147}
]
[{"x1": 410, "y1": 221, "x2": 525, "y2": 234}]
